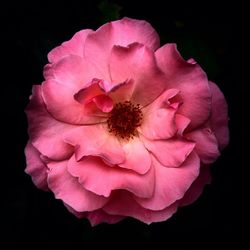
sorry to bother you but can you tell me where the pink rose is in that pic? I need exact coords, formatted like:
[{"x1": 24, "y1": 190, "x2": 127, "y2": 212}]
[{"x1": 25, "y1": 17, "x2": 229, "y2": 225}]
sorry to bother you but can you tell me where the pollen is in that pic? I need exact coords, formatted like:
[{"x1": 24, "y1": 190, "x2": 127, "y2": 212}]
[{"x1": 107, "y1": 101, "x2": 143, "y2": 140}]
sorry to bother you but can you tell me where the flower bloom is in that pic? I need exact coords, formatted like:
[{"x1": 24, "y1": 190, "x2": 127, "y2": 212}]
[{"x1": 25, "y1": 17, "x2": 229, "y2": 225}]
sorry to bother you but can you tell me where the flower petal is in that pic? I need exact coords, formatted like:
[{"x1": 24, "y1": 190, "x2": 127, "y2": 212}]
[
  {"x1": 141, "y1": 135, "x2": 195, "y2": 168},
  {"x1": 42, "y1": 79, "x2": 107, "y2": 125},
  {"x1": 180, "y1": 165, "x2": 211, "y2": 206},
  {"x1": 175, "y1": 114, "x2": 191, "y2": 135},
  {"x1": 47, "y1": 160, "x2": 108, "y2": 212},
  {"x1": 110, "y1": 43, "x2": 167, "y2": 106},
  {"x1": 87, "y1": 210, "x2": 125, "y2": 226},
  {"x1": 118, "y1": 137, "x2": 151, "y2": 174},
  {"x1": 25, "y1": 85, "x2": 74, "y2": 160},
  {"x1": 186, "y1": 128, "x2": 220, "y2": 164},
  {"x1": 209, "y1": 81, "x2": 229, "y2": 150},
  {"x1": 156, "y1": 44, "x2": 211, "y2": 129},
  {"x1": 84, "y1": 17, "x2": 160, "y2": 79},
  {"x1": 63, "y1": 124, "x2": 125, "y2": 165},
  {"x1": 24, "y1": 141, "x2": 48, "y2": 190},
  {"x1": 67, "y1": 155, "x2": 155, "y2": 198},
  {"x1": 135, "y1": 152, "x2": 200, "y2": 210},
  {"x1": 103, "y1": 191, "x2": 179, "y2": 224},
  {"x1": 48, "y1": 29, "x2": 93, "y2": 63}
]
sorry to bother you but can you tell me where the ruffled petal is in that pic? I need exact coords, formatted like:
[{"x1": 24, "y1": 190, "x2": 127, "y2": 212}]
[
  {"x1": 175, "y1": 114, "x2": 191, "y2": 135},
  {"x1": 156, "y1": 44, "x2": 211, "y2": 129},
  {"x1": 186, "y1": 128, "x2": 220, "y2": 164},
  {"x1": 180, "y1": 166, "x2": 211, "y2": 206},
  {"x1": 63, "y1": 124, "x2": 125, "y2": 165},
  {"x1": 139, "y1": 89, "x2": 180, "y2": 140},
  {"x1": 209, "y1": 81, "x2": 229, "y2": 150},
  {"x1": 135, "y1": 152, "x2": 200, "y2": 210},
  {"x1": 84, "y1": 17, "x2": 160, "y2": 79},
  {"x1": 109, "y1": 43, "x2": 167, "y2": 106},
  {"x1": 47, "y1": 160, "x2": 108, "y2": 212},
  {"x1": 24, "y1": 141, "x2": 48, "y2": 190},
  {"x1": 141, "y1": 135, "x2": 195, "y2": 168},
  {"x1": 103, "y1": 191, "x2": 179, "y2": 224},
  {"x1": 42, "y1": 79, "x2": 107, "y2": 125},
  {"x1": 25, "y1": 85, "x2": 74, "y2": 160},
  {"x1": 48, "y1": 29, "x2": 93, "y2": 63},
  {"x1": 87, "y1": 210, "x2": 125, "y2": 226},
  {"x1": 119, "y1": 137, "x2": 151, "y2": 174},
  {"x1": 67, "y1": 155, "x2": 155, "y2": 198}
]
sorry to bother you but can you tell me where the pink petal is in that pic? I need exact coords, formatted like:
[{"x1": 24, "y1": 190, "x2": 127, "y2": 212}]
[
  {"x1": 42, "y1": 79, "x2": 107, "y2": 125},
  {"x1": 186, "y1": 128, "x2": 220, "y2": 164},
  {"x1": 47, "y1": 160, "x2": 108, "y2": 212},
  {"x1": 135, "y1": 152, "x2": 200, "y2": 210},
  {"x1": 103, "y1": 191, "x2": 179, "y2": 224},
  {"x1": 24, "y1": 141, "x2": 48, "y2": 191},
  {"x1": 209, "y1": 81, "x2": 229, "y2": 150},
  {"x1": 180, "y1": 165, "x2": 211, "y2": 206},
  {"x1": 64, "y1": 203, "x2": 86, "y2": 218},
  {"x1": 156, "y1": 44, "x2": 211, "y2": 129},
  {"x1": 141, "y1": 135, "x2": 195, "y2": 168},
  {"x1": 139, "y1": 89, "x2": 180, "y2": 140},
  {"x1": 87, "y1": 210, "x2": 125, "y2": 226},
  {"x1": 92, "y1": 95, "x2": 114, "y2": 113},
  {"x1": 110, "y1": 43, "x2": 167, "y2": 106},
  {"x1": 175, "y1": 114, "x2": 191, "y2": 135},
  {"x1": 67, "y1": 155, "x2": 155, "y2": 198},
  {"x1": 84, "y1": 17, "x2": 160, "y2": 79},
  {"x1": 25, "y1": 85, "x2": 74, "y2": 160},
  {"x1": 63, "y1": 124, "x2": 125, "y2": 165},
  {"x1": 118, "y1": 137, "x2": 151, "y2": 174},
  {"x1": 48, "y1": 29, "x2": 93, "y2": 63}
]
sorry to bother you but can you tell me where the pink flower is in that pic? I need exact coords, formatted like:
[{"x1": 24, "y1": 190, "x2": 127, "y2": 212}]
[{"x1": 25, "y1": 17, "x2": 229, "y2": 225}]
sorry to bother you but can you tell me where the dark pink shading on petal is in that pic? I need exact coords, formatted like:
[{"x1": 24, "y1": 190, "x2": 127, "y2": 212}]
[
  {"x1": 48, "y1": 29, "x2": 93, "y2": 63},
  {"x1": 24, "y1": 141, "x2": 49, "y2": 191},
  {"x1": 180, "y1": 165, "x2": 211, "y2": 206},
  {"x1": 209, "y1": 81, "x2": 229, "y2": 150},
  {"x1": 186, "y1": 128, "x2": 220, "y2": 164},
  {"x1": 103, "y1": 191, "x2": 179, "y2": 224},
  {"x1": 63, "y1": 124, "x2": 125, "y2": 165},
  {"x1": 156, "y1": 44, "x2": 211, "y2": 129},
  {"x1": 84, "y1": 17, "x2": 160, "y2": 79},
  {"x1": 67, "y1": 155, "x2": 155, "y2": 198},
  {"x1": 135, "y1": 152, "x2": 200, "y2": 210},
  {"x1": 110, "y1": 43, "x2": 167, "y2": 106},
  {"x1": 87, "y1": 210, "x2": 125, "y2": 226},
  {"x1": 25, "y1": 85, "x2": 74, "y2": 160},
  {"x1": 175, "y1": 114, "x2": 191, "y2": 135},
  {"x1": 141, "y1": 135, "x2": 195, "y2": 168},
  {"x1": 118, "y1": 137, "x2": 151, "y2": 174},
  {"x1": 47, "y1": 160, "x2": 108, "y2": 212}
]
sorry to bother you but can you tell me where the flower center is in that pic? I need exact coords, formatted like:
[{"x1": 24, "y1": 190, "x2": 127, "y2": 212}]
[{"x1": 107, "y1": 101, "x2": 143, "y2": 140}]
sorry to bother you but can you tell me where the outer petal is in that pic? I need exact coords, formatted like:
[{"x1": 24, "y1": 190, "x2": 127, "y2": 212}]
[
  {"x1": 103, "y1": 191, "x2": 179, "y2": 224},
  {"x1": 47, "y1": 160, "x2": 108, "y2": 212},
  {"x1": 24, "y1": 141, "x2": 48, "y2": 190},
  {"x1": 63, "y1": 124, "x2": 125, "y2": 165},
  {"x1": 180, "y1": 165, "x2": 211, "y2": 206},
  {"x1": 48, "y1": 29, "x2": 93, "y2": 63},
  {"x1": 156, "y1": 44, "x2": 211, "y2": 129},
  {"x1": 84, "y1": 17, "x2": 160, "y2": 79},
  {"x1": 186, "y1": 128, "x2": 220, "y2": 164},
  {"x1": 109, "y1": 43, "x2": 167, "y2": 106},
  {"x1": 135, "y1": 152, "x2": 200, "y2": 210},
  {"x1": 119, "y1": 137, "x2": 151, "y2": 174},
  {"x1": 87, "y1": 210, "x2": 125, "y2": 226},
  {"x1": 141, "y1": 135, "x2": 195, "y2": 168},
  {"x1": 209, "y1": 81, "x2": 229, "y2": 150},
  {"x1": 25, "y1": 85, "x2": 74, "y2": 160},
  {"x1": 67, "y1": 155, "x2": 155, "y2": 198}
]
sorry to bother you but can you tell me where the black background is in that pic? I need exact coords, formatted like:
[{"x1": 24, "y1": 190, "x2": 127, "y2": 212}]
[{"x1": 2, "y1": 0, "x2": 243, "y2": 248}]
